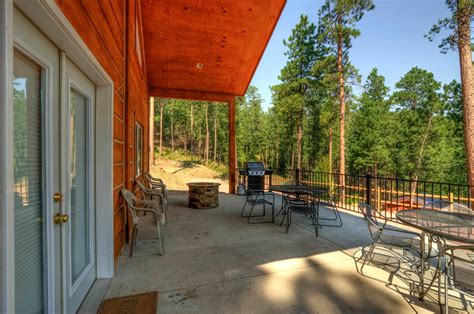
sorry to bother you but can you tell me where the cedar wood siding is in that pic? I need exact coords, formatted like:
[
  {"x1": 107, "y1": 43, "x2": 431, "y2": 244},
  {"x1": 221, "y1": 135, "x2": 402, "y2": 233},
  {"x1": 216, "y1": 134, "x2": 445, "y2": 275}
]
[{"x1": 56, "y1": 0, "x2": 150, "y2": 261}]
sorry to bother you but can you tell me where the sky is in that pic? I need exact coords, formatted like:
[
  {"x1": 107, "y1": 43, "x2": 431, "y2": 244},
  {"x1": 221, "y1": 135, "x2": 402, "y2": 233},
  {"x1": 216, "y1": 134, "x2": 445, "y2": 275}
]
[{"x1": 250, "y1": 0, "x2": 460, "y2": 110}]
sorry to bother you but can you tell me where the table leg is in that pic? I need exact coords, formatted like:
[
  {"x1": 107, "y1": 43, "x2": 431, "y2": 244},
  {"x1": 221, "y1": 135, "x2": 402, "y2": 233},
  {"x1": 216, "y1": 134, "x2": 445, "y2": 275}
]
[
  {"x1": 419, "y1": 231, "x2": 425, "y2": 300},
  {"x1": 417, "y1": 233, "x2": 443, "y2": 302},
  {"x1": 315, "y1": 197, "x2": 319, "y2": 237}
]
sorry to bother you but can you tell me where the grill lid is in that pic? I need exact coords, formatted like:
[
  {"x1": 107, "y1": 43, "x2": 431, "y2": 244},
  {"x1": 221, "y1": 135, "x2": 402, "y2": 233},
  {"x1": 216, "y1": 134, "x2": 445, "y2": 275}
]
[{"x1": 244, "y1": 162, "x2": 266, "y2": 176}]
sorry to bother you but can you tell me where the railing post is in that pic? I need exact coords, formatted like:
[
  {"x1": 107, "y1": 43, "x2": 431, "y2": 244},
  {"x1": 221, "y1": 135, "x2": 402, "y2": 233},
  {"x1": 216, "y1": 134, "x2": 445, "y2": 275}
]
[
  {"x1": 449, "y1": 192, "x2": 454, "y2": 211},
  {"x1": 366, "y1": 173, "x2": 371, "y2": 205},
  {"x1": 377, "y1": 186, "x2": 381, "y2": 210}
]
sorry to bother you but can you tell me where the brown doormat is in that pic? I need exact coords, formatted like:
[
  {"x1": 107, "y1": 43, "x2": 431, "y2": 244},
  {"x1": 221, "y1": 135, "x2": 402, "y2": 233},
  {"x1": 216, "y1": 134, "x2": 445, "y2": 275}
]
[{"x1": 97, "y1": 291, "x2": 158, "y2": 314}]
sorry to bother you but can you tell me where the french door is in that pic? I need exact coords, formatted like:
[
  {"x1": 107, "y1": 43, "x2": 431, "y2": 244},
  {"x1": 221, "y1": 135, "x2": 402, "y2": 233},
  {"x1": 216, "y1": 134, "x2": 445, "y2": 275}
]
[
  {"x1": 13, "y1": 7, "x2": 96, "y2": 313},
  {"x1": 62, "y1": 58, "x2": 96, "y2": 313}
]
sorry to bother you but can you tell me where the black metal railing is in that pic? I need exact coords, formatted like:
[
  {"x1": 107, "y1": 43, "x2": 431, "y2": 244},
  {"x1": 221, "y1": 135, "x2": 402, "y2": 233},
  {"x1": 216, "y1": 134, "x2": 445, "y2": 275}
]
[{"x1": 259, "y1": 168, "x2": 473, "y2": 222}]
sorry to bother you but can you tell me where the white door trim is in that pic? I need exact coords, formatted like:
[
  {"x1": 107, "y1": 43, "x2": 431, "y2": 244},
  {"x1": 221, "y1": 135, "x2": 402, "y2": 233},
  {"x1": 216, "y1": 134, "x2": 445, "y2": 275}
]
[
  {"x1": 0, "y1": 0, "x2": 14, "y2": 312},
  {"x1": 1, "y1": 0, "x2": 115, "y2": 312}
]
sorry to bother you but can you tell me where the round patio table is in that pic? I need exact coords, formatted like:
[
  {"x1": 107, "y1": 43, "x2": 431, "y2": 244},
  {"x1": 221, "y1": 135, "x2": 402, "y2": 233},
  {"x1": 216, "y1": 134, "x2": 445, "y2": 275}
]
[
  {"x1": 396, "y1": 209, "x2": 474, "y2": 300},
  {"x1": 269, "y1": 185, "x2": 329, "y2": 236}
]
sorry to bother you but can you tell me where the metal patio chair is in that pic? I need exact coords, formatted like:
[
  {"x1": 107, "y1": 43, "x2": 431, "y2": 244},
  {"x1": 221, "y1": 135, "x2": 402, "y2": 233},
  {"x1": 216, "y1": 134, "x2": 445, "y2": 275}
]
[
  {"x1": 318, "y1": 186, "x2": 343, "y2": 228},
  {"x1": 136, "y1": 180, "x2": 168, "y2": 225},
  {"x1": 278, "y1": 194, "x2": 312, "y2": 234},
  {"x1": 358, "y1": 202, "x2": 421, "y2": 274},
  {"x1": 240, "y1": 183, "x2": 275, "y2": 224},
  {"x1": 121, "y1": 189, "x2": 165, "y2": 256}
]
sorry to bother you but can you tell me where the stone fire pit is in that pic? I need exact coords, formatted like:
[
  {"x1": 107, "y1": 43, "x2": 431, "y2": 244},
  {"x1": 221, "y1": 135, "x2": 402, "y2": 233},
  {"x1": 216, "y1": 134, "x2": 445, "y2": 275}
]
[{"x1": 187, "y1": 182, "x2": 221, "y2": 209}]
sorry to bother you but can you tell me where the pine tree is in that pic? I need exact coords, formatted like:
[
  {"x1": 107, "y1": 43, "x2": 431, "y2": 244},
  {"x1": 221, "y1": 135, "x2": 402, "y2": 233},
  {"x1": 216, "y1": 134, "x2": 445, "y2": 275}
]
[
  {"x1": 273, "y1": 14, "x2": 318, "y2": 170},
  {"x1": 316, "y1": 0, "x2": 374, "y2": 187},
  {"x1": 348, "y1": 68, "x2": 391, "y2": 176},
  {"x1": 426, "y1": 0, "x2": 474, "y2": 194},
  {"x1": 391, "y1": 67, "x2": 443, "y2": 185}
]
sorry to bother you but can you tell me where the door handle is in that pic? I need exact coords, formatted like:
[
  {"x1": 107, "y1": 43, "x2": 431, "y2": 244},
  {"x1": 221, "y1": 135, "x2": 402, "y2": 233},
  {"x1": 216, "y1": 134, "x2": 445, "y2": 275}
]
[
  {"x1": 54, "y1": 213, "x2": 69, "y2": 225},
  {"x1": 53, "y1": 192, "x2": 63, "y2": 203}
]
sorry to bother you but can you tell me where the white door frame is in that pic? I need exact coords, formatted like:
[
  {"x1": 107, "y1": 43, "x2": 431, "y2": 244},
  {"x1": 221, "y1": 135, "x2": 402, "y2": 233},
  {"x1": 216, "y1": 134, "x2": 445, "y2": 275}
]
[
  {"x1": 0, "y1": 0, "x2": 115, "y2": 312},
  {"x1": 0, "y1": 0, "x2": 15, "y2": 312}
]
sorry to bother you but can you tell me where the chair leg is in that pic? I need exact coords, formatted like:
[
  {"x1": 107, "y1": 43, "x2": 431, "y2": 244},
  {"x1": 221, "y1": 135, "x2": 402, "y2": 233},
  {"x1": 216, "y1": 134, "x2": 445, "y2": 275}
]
[
  {"x1": 162, "y1": 199, "x2": 168, "y2": 225},
  {"x1": 360, "y1": 242, "x2": 376, "y2": 275},
  {"x1": 276, "y1": 196, "x2": 287, "y2": 217},
  {"x1": 314, "y1": 203, "x2": 319, "y2": 237},
  {"x1": 241, "y1": 199, "x2": 249, "y2": 217},
  {"x1": 318, "y1": 202, "x2": 343, "y2": 227},
  {"x1": 444, "y1": 268, "x2": 449, "y2": 314},
  {"x1": 279, "y1": 201, "x2": 288, "y2": 227},
  {"x1": 285, "y1": 208, "x2": 291, "y2": 234},
  {"x1": 129, "y1": 224, "x2": 138, "y2": 257},
  {"x1": 272, "y1": 195, "x2": 275, "y2": 223},
  {"x1": 157, "y1": 223, "x2": 164, "y2": 255},
  {"x1": 279, "y1": 211, "x2": 286, "y2": 227},
  {"x1": 263, "y1": 199, "x2": 266, "y2": 217},
  {"x1": 247, "y1": 202, "x2": 256, "y2": 223}
]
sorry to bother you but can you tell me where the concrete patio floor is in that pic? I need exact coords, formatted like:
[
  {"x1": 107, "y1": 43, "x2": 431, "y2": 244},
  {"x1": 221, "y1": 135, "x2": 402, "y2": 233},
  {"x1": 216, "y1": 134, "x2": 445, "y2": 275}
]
[{"x1": 103, "y1": 191, "x2": 469, "y2": 313}]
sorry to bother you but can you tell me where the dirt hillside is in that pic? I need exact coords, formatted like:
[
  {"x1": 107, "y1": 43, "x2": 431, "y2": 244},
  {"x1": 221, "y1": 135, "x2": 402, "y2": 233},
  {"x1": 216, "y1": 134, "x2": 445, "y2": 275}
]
[{"x1": 149, "y1": 158, "x2": 229, "y2": 192}]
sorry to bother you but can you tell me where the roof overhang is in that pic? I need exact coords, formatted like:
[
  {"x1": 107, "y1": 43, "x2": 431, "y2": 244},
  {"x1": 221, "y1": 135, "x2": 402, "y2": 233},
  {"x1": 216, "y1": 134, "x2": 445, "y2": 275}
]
[{"x1": 142, "y1": 0, "x2": 286, "y2": 102}]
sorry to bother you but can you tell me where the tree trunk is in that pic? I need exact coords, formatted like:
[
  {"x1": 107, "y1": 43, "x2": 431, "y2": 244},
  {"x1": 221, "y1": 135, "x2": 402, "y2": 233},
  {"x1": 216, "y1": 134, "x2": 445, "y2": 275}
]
[
  {"x1": 410, "y1": 114, "x2": 434, "y2": 206},
  {"x1": 329, "y1": 127, "x2": 333, "y2": 173},
  {"x1": 170, "y1": 108, "x2": 174, "y2": 151},
  {"x1": 190, "y1": 103, "x2": 194, "y2": 156},
  {"x1": 296, "y1": 109, "x2": 303, "y2": 170},
  {"x1": 457, "y1": 0, "x2": 474, "y2": 199},
  {"x1": 184, "y1": 133, "x2": 187, "y2": 154},
  {"x1": 198, "y1": 128, "x2": 202, "y2": 157},
  {"x1": 205, "y1": 103, "x2": 210, "y2": 163},
  {"x1": 337, "y1": 26, "x2": 346, "y2": 191},
  {"x1": 159, "y1": 100, "x2": 164, "y2": 156},
  {"x1": 149, "y1": 97, "x2": 155, "y2": 166},
  {"x1": 329, "y1": 127, "x2": 333, "y2": 188},
  {"x1": 213, "y1": 108, "x2": 218, "y2": 163},
  {"x1": 290, "y1": 144, "x2": 295, "y2": 170}
]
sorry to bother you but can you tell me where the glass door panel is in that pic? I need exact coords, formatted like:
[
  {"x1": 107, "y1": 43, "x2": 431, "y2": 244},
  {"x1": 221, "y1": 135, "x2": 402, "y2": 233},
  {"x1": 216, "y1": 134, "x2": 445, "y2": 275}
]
[
  {"x1": 69, "y1": 89, "x2": 90, "y2": 284},
  {"x1": 64, "y1": 58, "x2": 95, "y2": 313},
  {"x1": 13, "y1": 49, "x2": 45, "y2": 314}
]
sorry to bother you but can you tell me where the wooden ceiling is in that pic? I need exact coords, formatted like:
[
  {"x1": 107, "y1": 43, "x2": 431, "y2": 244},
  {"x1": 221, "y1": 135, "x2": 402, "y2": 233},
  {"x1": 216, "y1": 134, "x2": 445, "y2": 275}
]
[{"x1": 141, "y1": 0, "x2": 286, "y2": 102}]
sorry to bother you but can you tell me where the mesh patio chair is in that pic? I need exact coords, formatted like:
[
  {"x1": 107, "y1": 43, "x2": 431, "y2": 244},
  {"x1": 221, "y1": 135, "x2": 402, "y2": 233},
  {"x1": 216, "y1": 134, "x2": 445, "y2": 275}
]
[
  {"x1": 358, "y1": 202, "x2": 421, "y2": 274},
  {"x1": 278, "y1": 194, "x2": 313, "y2": 234},
  {"x1": 439, "y1": 245, "x2": 474, "y2": 313},
  {"x1": 240, "y1": 183, "x2": 275, "y2": 224},
  {"x1": 136, "y1": 180, "x2": 168, "y2": 225},
  {"x1": 144, "y1": 172, "x2": 168, "y2": 201},
  {"x1": 318, "y1": 186, "x2": 343, "y2": 227},
  {"x1": 121, "y1": 189, "x2": 165, "y2": 256}
]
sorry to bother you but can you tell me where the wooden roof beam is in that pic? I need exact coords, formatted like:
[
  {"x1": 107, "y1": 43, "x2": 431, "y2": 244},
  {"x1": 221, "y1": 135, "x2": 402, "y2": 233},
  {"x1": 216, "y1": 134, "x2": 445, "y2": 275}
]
[{"x1": 149, "y1": 87, "x2": 236, "y2": 103}]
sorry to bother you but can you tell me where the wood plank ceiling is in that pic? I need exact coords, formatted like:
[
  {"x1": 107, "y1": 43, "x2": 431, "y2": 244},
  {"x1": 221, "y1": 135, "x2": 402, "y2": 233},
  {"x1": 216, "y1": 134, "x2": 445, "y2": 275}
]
[{"x1": 141, "y1": 0, "x2": 286, "y2": 102}]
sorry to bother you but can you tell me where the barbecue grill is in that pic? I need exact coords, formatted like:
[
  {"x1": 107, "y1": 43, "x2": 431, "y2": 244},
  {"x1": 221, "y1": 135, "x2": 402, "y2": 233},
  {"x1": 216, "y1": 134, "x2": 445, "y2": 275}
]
[{"x1": 239, "y1": 162, "x2": 273, "y2": 192}]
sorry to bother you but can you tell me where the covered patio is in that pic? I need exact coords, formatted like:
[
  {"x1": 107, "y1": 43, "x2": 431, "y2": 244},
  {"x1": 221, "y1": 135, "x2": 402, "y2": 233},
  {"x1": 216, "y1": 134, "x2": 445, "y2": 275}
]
[{"x1": 91, "y1": 190, "x2": 448, "y2": 313}]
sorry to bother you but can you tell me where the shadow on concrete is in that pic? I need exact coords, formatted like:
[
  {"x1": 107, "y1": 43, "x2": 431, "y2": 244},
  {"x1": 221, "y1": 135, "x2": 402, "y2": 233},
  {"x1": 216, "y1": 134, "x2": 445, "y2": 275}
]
[{"x1": 107, "y1": 191, "x2": 450, "y2": 313}]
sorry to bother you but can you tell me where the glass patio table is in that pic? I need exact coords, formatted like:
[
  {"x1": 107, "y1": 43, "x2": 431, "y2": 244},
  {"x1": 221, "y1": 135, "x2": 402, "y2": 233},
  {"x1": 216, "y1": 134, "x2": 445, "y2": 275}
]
[
  {"x1": 269, "y1": 185, "x2": 329, "y2": 236},
  {"x1": 396, "y1": 209, "x2": 474, "y2": 300}
]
